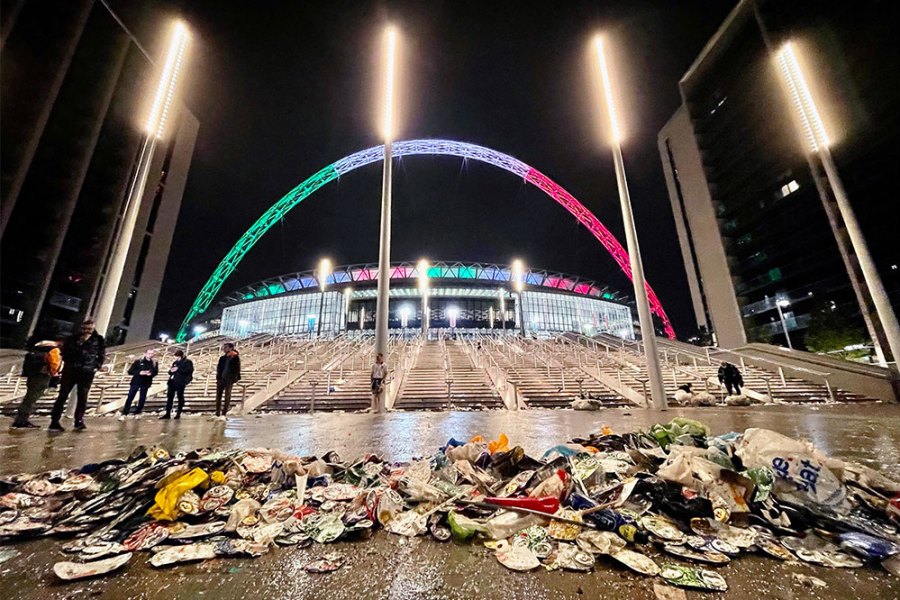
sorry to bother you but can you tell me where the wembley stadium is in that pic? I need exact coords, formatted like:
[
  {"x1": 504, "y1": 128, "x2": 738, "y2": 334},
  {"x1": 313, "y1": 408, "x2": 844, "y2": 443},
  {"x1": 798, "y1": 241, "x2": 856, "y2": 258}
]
[{"x1": 200, "y1": 260, "x2": 636, "y2": 340}]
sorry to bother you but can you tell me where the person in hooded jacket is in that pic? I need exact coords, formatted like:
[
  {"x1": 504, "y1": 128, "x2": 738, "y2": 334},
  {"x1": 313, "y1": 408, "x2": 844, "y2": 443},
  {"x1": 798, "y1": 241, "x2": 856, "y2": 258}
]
[
  {"x1": 161, "y1": 349, "x2": 194, "y2": 419},
  {"x1": 214, "y1": 343, "x2": 241, "y2": 417},
  {"x1": 717, "y1": 362, "x2": 744, "y2": 396},
  {"x1": 11, "y1": 337, "x2": 61, "y2": 428},
  {"x1": 120, "y1": 349, "x2": 159, "y2": 417}
]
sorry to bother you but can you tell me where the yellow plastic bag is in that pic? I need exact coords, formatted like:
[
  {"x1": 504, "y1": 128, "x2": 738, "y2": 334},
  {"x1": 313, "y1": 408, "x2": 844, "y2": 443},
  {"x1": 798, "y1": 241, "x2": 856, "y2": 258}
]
[
  {"x1": 210, "y1": 470, "x2": 227, "y2": 485},
  {"x1": 147, "y1": 467, "x2": 209, "y2": 521},
  {"x1": 488, "y1": 433, "x2": 509, "y2": 454}
]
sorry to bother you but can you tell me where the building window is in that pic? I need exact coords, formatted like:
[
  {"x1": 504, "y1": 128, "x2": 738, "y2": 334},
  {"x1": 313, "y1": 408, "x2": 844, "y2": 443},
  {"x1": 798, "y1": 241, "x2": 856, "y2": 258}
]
[{"x1": 779, "y1": 180, "x2": 800, "y2": 198}]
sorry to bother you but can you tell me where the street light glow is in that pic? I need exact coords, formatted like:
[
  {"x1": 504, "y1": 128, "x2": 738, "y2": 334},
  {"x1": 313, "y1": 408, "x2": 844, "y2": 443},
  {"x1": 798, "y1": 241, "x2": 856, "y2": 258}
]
[
  {"x1": 417, "y1": 258, "x2": 429, "y2": 290},
  {"x1": 146, "y1": 20, "x2": 191, "y2": 139},
  {"x1": 318, "y1": 258, "x2": 332, "y2": 291},
  {"x1": 777, "y1": 298, "x2": 791, "y2": 308},
  {"x1": 777, "y1": 41, "x2": 830, "y2": 153},
  {"x1": 382, "y1": 26, "x2": 397, "y2": 141},
  {"x1": 594, "y1": 34, "x2": 622, "y2": 144},
  {"x1": 511, "y1": 259, "x2": 525, "y2": 293}
]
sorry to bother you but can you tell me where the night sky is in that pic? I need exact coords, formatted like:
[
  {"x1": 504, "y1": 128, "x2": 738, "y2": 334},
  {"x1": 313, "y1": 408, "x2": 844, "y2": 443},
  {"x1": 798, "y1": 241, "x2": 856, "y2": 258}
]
[{"x1": 111, "y1": 1, "x2": 737, "y2": 339}]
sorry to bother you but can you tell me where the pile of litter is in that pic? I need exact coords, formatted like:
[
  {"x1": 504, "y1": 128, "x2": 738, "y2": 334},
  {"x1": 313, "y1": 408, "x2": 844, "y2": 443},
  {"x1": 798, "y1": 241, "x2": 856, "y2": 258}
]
[{"x1": 2, "y1": 419, "x2": 899, "y2": 591}]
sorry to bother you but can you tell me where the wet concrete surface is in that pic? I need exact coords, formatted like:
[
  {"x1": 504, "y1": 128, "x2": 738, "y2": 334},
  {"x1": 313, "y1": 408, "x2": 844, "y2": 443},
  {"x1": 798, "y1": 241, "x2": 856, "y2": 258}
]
[{"x1": 1, "y1": 405, "x2": 899, "y2": 599}]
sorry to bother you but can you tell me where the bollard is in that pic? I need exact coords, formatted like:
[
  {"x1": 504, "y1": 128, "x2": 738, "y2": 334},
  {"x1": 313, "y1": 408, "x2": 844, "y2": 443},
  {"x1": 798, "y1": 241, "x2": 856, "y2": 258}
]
[
  {"x1": 445, "y1": 379, "x2": 453, "y2": 411},
  {"x1": 576, "y1": 377, "x2": 584, "y2": 398},
  {"x1": 764, "y1": 377, "x2": 774, "y2": 403},
  {"x1": 671, "y1": 367, "x2": 678, "y2": 387}
]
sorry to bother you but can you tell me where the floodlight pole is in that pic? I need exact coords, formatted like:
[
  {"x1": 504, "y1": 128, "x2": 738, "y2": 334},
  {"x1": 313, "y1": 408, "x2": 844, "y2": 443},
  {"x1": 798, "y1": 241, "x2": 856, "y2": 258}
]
[
  {"x1": 94, "y1": 136, "x2": 156, "y2": 335},
  {"x1": 595, "y1": 35, "x2": 666, "y2": 410},
  {"x1": 776, "y1": 41, "x2": 900, "y2": 370},
  {"x1": 776, "y1": 300, "x2": 793, "y2": 349},
  {"x1": 94, "y1": 22, "x2": 189, "y2": 337},
  {"x1": 819, "y1": 148, "x2": 900, "y2": 366},
  {"x1": 610, "y1": 144, "x2": 667, "y2": 410},
  {"x1": 374, "y1": 27, "x2": 396, "y2": 367}
]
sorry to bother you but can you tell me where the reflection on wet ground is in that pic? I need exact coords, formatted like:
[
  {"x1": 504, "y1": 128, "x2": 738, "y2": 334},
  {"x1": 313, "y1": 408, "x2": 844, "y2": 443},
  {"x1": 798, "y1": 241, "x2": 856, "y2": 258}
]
[{"x1": 1, "y1": 405, "x2": 898, "y2": 599}]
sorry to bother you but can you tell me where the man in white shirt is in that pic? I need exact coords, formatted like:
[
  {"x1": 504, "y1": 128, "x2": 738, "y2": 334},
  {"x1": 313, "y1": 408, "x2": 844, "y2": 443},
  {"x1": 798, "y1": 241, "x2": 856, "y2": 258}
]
[{"x1": 370, "y1": 352, "x2": 389, "y2": 413}]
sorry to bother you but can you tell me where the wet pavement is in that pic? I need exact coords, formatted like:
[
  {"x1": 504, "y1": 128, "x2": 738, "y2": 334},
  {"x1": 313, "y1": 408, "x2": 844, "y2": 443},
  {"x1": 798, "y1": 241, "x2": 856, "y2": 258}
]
[{"x1": 1, "y1": 405, "x2": 899, "y2": 599}]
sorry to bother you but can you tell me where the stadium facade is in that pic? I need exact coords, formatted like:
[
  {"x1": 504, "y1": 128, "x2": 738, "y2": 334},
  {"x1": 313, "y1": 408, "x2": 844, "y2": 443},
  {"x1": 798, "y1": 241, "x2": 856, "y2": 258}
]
[{"x1": 208, "y1": 261, "x2": 635, "y2": 340}]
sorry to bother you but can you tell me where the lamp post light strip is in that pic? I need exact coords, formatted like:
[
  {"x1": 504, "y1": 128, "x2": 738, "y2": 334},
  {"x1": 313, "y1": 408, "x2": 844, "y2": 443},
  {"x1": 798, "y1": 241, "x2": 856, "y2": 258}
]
[{"x1": 594, "y1": 34, "x2": 666, "y2": 410}]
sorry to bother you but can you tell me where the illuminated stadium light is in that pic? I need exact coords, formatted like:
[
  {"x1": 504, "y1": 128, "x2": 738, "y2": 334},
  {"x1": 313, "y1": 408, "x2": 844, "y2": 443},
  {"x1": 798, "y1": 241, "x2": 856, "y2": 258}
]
[
  {"x1": 318, "y1": 258, "x2": 332, "y2": 291},
  {"x1": 594, "y1": 35, "x2": 622, "y2": 143},
  {"x1": 776, "y1": 42, "x2": 829, "y2": 153},
  {"x1": 146, "y1": 21, "x2": 191, "y2": 139},
  {"x1": 176, "y1": 139, "x2": 676, "y2": 341},
  {"x1": 382, "y1": 26, "x2": 397, "y2": 141},
  {"x1": 511, "y1": 259, "x2": 525, "y2": 293}
]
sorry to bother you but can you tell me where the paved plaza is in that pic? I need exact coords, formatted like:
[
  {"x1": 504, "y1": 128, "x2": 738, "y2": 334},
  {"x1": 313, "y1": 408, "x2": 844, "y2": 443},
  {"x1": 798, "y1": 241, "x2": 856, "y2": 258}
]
[{"x1": 1, "y1": 405, "x2": 898, "y2": 599}]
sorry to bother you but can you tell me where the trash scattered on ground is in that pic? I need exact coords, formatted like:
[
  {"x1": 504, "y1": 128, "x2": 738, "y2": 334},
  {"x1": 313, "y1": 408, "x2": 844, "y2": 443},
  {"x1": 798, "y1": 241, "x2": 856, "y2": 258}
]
[
  {"x1": 0, "y1": 422, "x2": 899, "y2": 589},
  {"x1": 792, "y1": 572, "x2": 828, "y2": 588}
]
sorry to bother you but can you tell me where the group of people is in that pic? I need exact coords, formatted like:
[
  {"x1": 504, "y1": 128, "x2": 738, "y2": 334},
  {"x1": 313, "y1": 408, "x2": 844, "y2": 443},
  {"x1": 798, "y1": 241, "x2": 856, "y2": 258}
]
[{"x1": 11, "y1": 318, "x2": 244, "y2": 430}]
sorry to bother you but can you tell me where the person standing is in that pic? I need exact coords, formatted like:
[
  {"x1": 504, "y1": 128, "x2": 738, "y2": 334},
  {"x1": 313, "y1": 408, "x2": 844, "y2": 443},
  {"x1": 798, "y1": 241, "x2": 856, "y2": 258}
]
[
  {"x1": 718, "y1": 362, "x2": 744, "y2": 396},
  {"x1": 11, "y1": 338, "x2": 61, "y2": 428},
  {"x1": 119, "y1": 349, "x2": 159, "y2": 418},
  {"x1": 161, "y1": 349, "x2": 194, "y2": 419},
  {"x1": 49, "y1": 318, "x2": 106, "y2": 431},
  {"x1": 214, "y1": 343, "x2": 241, "y2": 418},
  {"x1": 370, "y1": 352, "x2": 389, "y2": 413}
]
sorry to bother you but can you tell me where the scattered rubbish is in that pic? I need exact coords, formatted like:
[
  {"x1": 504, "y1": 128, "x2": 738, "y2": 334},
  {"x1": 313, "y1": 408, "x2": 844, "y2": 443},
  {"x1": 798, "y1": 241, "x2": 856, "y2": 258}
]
[
  {"x1": 495, "y1": 540, "x2": 541, "y2": 571},
  {"x1": 791, "y1": 573, "x2": 827, "y2": 588},
  {"x1": 53, "y1": 552, "x2": 132, "y2": 580},
  {"x1": 610, "y1": 548, "x2": 660, "y2": 576},
  {"x1": 304, "y1": 552, "x2": 344, "y2": 573},
  {"x1": 0, "y1": 548, "x2": 20, "y2": 563},
  {"x1": 660, "y1": 564, "x2": 728, "y2": 591},
  {"x1": 0, "y1": 419, "x2": 896, "y2": 590}
]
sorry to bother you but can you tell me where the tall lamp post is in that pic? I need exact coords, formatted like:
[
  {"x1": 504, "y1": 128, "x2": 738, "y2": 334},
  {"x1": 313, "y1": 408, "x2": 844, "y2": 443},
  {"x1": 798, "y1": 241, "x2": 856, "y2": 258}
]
[
  {"x1": 511, "y1": 260, "x2": 526, "y2": 337},
  {"x1": 776, "y1": 42, "x2": 900, "y2": 368},
  {"x1": 775, "y1": 298, "x2": 793, "y2": 350},
  {"x1": 316, "y1": 258, "x2": 331, "y2": 338},
  {"x1": 374, "y1": 26, "x2": 398, "y2": 359},
  {"x1": 498, "y1": 288, "x2": 506, "y2": 334},
  {"x1": 418, "y1": 259, "x2": 429, "y2": 336},
  {"x1": 343, "y1": 286, "x2": 353, "y2": 333},
  {"x1": 594, "y1": 35, "x2": 666, "y2": 409},
  {"x1": 95, "y1": 21, "x2": 190, "y2": 337}
]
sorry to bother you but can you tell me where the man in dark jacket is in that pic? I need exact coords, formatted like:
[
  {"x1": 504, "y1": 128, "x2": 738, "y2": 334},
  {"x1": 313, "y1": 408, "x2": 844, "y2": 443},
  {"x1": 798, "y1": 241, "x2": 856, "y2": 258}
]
[
  {"x1": 717, "y1": 362, "x2": 744, "y2": 396},
  {"x1": 49, "y1": 318, "x2": 106, "y2": 431},
  {"x1": 120, "y1": 349, "x2": 159, "y2": 417},
  {"x1": 214, "y1": 343, "x2": 241, "y2": 417},
  {"x1": 161, "y1": 349, "x2": 194, "y2": 420}
]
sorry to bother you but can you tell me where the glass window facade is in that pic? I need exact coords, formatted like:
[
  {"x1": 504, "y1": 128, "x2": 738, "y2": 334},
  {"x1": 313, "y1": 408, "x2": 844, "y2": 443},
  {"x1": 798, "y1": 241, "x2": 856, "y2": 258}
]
[
  {"x1": 221, "y1": 287, "x2": 633, "y2": 339},
  {"x1": 221, "y1": 291, "x2": 342, "y2": 337},
  {"x1": 520, "y1": 290, "x2": 633, "y2": 339}
]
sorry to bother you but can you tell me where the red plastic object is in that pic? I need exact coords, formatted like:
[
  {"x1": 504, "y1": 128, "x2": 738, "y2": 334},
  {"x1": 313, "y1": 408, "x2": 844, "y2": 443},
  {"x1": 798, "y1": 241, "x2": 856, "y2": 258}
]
[{"x1": 483, "y1": 496, "x2": 560, "y2": 515}]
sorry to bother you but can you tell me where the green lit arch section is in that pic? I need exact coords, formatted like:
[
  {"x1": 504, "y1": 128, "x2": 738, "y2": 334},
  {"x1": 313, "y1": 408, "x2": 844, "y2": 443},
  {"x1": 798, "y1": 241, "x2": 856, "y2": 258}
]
[{"x1": 176, "y1": 139, "x2": 676, "y2": 341}]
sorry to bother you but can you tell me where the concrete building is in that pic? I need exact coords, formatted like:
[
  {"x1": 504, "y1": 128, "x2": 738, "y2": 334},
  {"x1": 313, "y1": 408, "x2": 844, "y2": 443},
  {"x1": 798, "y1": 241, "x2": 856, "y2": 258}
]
[
  {"x1": 658, "y1": 0, "x2": 899, "y2": 353},
  {"x1": 1, "y1": 0, "x2": 197, "y2": 347}
]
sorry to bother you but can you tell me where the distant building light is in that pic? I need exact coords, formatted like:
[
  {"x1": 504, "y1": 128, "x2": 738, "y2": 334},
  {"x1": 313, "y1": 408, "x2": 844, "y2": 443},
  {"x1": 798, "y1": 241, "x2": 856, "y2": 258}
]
[{"x1": 780, "y1": 180, "x2": 800, "y2": 198}]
